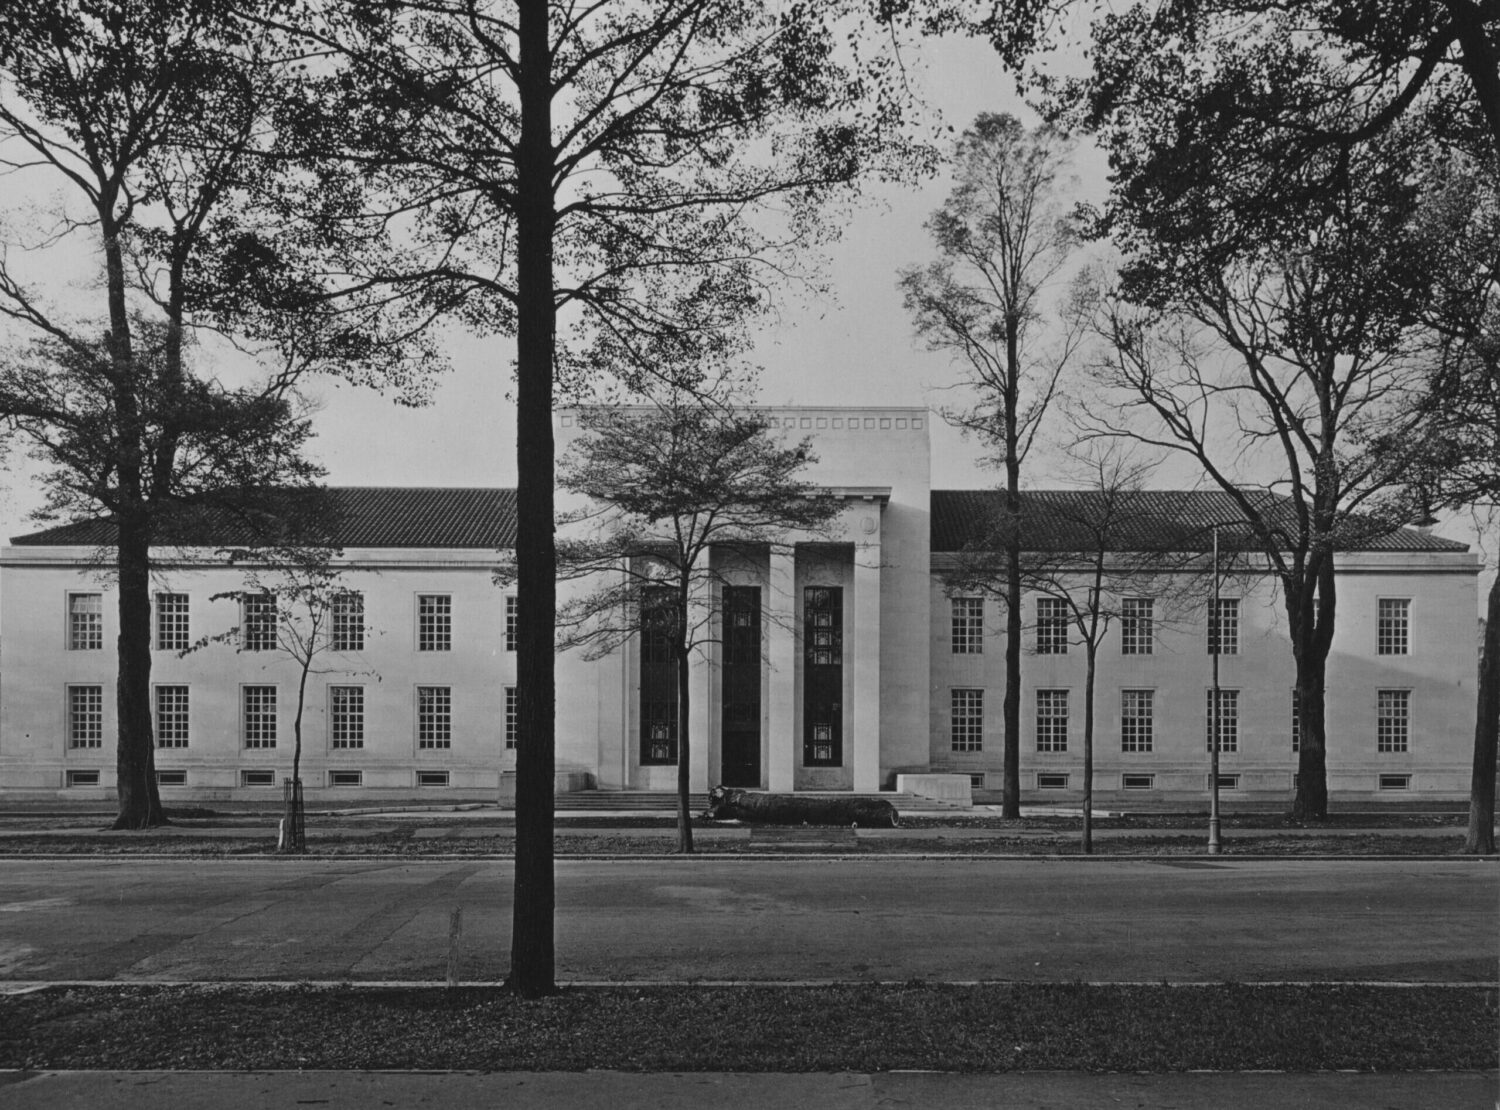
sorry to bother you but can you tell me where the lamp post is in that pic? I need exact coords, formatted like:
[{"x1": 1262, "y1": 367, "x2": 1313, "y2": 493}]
[{"x1": 1208, "y1": 523, "x2": 1221, "y2": 855}]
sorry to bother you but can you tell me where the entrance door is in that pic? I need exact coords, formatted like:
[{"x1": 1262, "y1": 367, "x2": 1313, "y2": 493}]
[{"x1": 720, "y1": 586, "x2": 761, "y2": 787}]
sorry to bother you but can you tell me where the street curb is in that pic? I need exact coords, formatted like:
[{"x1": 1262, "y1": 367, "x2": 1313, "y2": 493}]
[{"x1": 0, "y1": 851, "x2": 1492, "y2": 863}]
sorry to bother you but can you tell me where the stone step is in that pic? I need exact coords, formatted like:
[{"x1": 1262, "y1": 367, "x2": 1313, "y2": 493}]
[{"x1": 555, "y1": 790, "x2": 962, "y2": 813}]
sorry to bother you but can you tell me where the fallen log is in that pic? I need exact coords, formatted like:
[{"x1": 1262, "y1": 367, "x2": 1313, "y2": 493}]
[{"x1": 703, "y1": 785, "x2": 899, "y2": 827}]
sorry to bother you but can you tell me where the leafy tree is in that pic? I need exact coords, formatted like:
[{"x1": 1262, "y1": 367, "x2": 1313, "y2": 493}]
[
  {"x1": 557, "y1": 394, "x2": 841, "y2": 854},
  {"x1": 187, "y1": 539, "x2": 375, "y2": 852},
  {"x1": 272, "y1": 0, "x2": 927, "y2": 995},
  {"x1": 899, "y1": 112, "x2": 1085, "y2": 818},
  {"x1": 0, "y1": 1, "x2": 423, "y2": 829}
]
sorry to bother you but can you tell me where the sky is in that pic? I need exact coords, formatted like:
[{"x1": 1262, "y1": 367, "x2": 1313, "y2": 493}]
[{"x1": 0, "y1": 30, "x2": 1490, "y2": 609}]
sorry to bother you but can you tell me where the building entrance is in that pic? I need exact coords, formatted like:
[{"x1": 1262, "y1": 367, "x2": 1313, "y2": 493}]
[{"x1": 720, "y1": 586, "x2": 761, "y2": 787}]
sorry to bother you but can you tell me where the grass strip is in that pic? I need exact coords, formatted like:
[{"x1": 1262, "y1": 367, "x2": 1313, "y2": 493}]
[
  {"x1": 0, "y1": 832, "x2": 1471, "y2": 856},
  {"x1": 1, "y1": 983, "x2": 1492, "y2": 1072}
]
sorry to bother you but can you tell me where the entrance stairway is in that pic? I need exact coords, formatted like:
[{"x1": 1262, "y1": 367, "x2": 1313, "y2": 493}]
[{"x1": 555, "y1": 789, "x2": 967, "y2": 812}]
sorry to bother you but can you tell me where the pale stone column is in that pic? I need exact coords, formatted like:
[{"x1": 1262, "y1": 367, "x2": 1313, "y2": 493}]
[
  {"x1": 688, "y1": 559, "x2": 713, "y2": 794},
  {"x1": 851, "y1": 539, "x2": 882, "y2": 792},
  {"x1": 767, "y1": 546, "x2": 797, "y2": 792}
]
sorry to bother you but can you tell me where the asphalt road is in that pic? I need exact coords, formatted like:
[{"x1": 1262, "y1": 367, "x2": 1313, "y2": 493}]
[{"x1": 0, "y1": 858, "x2": 1493, "y2": 984}]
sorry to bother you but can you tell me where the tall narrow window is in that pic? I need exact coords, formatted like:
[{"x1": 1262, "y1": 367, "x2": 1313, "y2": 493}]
[
  {"x1": 951, "y1": 688, "x2": 983, "y2": 752},
  {"x1": 68, "y1": 685, "x2": 104, "y2": 748},
  {"x1": 1036, "y1": 597, "x2": 1069, "y2": 654},
  {"x1": 417, "y1": 594, "x2": 451, "y2": 651},
  {"x1": 1121, "y1": 689, "x2": 1154, "y2": 752},
  {"x1": 1208, "y1": 598, "x2": 1239, "y2": 655},
  {"x1": 505, "y1": 685, "x2": 518, "y2": 749},
  {"x1": 1120, "y1": 598, "x2": 1154, "y2": 655},
  {"x1": 1206, "y1": 688, "x2": 1239, "y2": 753},
  {"x1": 1035, "y1": 689, "x2": 1069, "y2": 752},
  {"x1": 242, "y1": 593, "x2": 277, "y2": 652},
  {"x1": 505, "y1": 595, "x2": 518, "y2": 652},
  {"x1": 154, "y1": 685, "x2": 189, "y2": 749},
  {"x1": 418, "y1": 686, "x2": 452, "y2": 749},
  {"x1": 155, "y1": 593, "x2": 189, "y2": 651},
  {"x1": 640, "y1": 586, "x2": 678, "y2": 764},
  {"x1": 330, "y1": 686, "x2": 364, "y2": 749},
  {"x1": 804, "y1": 586, "x2": 844, "y2": 766},
  {"x1": 1377, "y1": 689, "x2": 1410, "y2": 752},
  {"x1": 951, "y1": 597, "x2": 983, "y2": 654},
  {"x1": 68, "y1": 593, "x2": 103, "y2": 650},
  {"x1": 1377, "y1": 598, "x2": 1410, "y2": 655},
  {"x1": 243, "y1": 686, "x2": 277, "y2": 749},
  {"x1": 331, "y1": 592, "x2": 364, "y2": 652}
]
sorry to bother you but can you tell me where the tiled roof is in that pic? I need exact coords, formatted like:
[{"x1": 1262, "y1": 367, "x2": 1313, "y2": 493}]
[
  {"x1": 931, "y1": 489, "x2": 1470, "y2": 554},
  {"x1": 11, "y1": 488, "x2": 518, "y2": 550}
]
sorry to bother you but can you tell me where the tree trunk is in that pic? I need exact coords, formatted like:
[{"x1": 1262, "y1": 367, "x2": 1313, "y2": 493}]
[
  {"x1": 1464, "y1": 573, "x2": 1499, "y2": 854},
  {"x1": 1001, "y1": 318, "x2": 1022, "y2": 819},
  {"x1": 1082, "y1": 644, "x2": 1095, "y2": 854},
  {"x1": 675, "y1": 640, "x2": 694, "y2": 853},
  {"x1": 112, "y1": 512, "x2": 167, "y2": 829},
  {"x1": 285, "y1": 663, "x2": 309, "y2": 853},
  {"x1": 506, "y1": 0, "x2": 557, "y2": 999},
  {"x1": 1290, "y1": 560, "x2": 1336, "y2": 822}
]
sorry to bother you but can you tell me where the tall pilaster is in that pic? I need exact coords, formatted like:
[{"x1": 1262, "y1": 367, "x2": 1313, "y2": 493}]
[
  {"x1": 767, "y1": 546, "x2": 797, "y2": 792},
  {"x1": 852, "y1": 540, "x2": 882, "y2": 792}
]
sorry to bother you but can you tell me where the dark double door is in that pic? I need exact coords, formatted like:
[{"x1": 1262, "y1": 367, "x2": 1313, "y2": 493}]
[{"x1": 720, "y1": 586, "x2": 761, "y2": 787}]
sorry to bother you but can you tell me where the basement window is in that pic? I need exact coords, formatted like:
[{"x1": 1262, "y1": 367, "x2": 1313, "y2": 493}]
[
  {"x1": 1036, "y1": 773, "x2": 1069, "y2": 790},
  {"x1": 329, "y1": 770, "x2": 363, "y2": 788},
  {"x1": 1378, "y1": 773, "x2": 1411, "y2": 792},
  {"x1": 155, "y1": 770, "x2": 187, "y2": 787},
  {"x1": 1210, "y1": 774, "x2": 1240, "y2": 791},
  {"x1": 968, "y1": 773, "x2": 986, "y2": 789},
  {"x1": 240, "y1": 769, "x2": 276, "y2": 787},
  {"x1": 66, "y1": 769, "x2": 100, "y2": 787},
  {"x1": 1121, "y1": 773, "x2": 1155, "y2": 791},
  {"x1": 416, "y1": 770, "x2": 450, "y2": 787}
]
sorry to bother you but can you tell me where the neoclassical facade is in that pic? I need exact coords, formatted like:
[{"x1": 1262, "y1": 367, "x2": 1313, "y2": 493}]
[{"x1": 0, "y1": 407, "x2": 1481, "y2": 803}]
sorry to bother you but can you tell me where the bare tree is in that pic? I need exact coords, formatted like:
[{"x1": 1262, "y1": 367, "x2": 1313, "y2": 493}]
[
  {"x1": 556, "y1": 393, "x2": 840, "y2": 853},
  {"x1": 899, "y1": 112, "x2": 1087, "y2": 818}
]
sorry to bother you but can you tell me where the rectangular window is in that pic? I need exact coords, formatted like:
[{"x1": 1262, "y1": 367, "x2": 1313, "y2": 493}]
[
  {"x1": 1121, "y1": 689, "x2": 1154, "y2": 752},
  {"x1": 240, "y1": 769, "x2": 275, "y2": 787},
  {"x1": 505, "y1": 595, "x2": 518, "y2": 652},
  {"x1": 1035, "y1": 689, "x2": 1069, "y2": 752},
  {"x1": 1208, "y1": 598, "x2": 1239, "y2": 655},
  {"x1": 154, "y1": 685, "x2": 189, "y2": 749},
  {"x1": 1122, "y1": 773, "x2": 1155, "y2": 790},
  {"x1": 243, "y1": 685, "x2": 277, "y2": 749},
  {"x1": 1378, "y1": 773, "x2": 1411, "y2": 791},
  {"x1": 1291, "y1": 688, "x2": 1301, "y2": 753},
  {"x1": 951, "y1": 597, "x2": 983, "y2": 654},
  {"x1": 1206, "y1": 688, "x2": 1240, "y2": 753},
  {"x1": 242, "y1": 593, "x2": 277, "y2": 652},
  {"x1": 331, "y1": 591, "x2": 364, "y2": 652},
  {"x1": 67, "y1": 685, "x2": 104, "y2": 749},
  {"x1": 155, "y1": 592, "x2": 189, "y2": 651},
  {"x1": 417, "y1": 594, "x2": 451, "y2": 652},
  {"x1": 505, "y1": 685, "x2": 518, "y2": 749},
  {"x1": 156, "y1": 769, "x2": 187, "y2": 787},
  {"x1": 418, "y1": 685, "x2": 452, "y2": 749},
  {"x1": 950, "y1": 688, "x2": 984, "y2": 752},
  {"x1": 1377, "y1": 598, "x2": 1410, "y2": 655},
  {"x1": 417, "y1": 770, "x2": 450, "y2": 787},
  {"x1": 1211, "y1": 773, "x2": 1241, "y2": 791},
  {"x1": 1120, "y1": 597, "x2": 1154, "y2": 655},
  {"x1": 68, "y1": 592, "x2": 103, "y2": 650},
  {"x1": 66, "y1": 769, "x2": 100, "y2": 787},
  {"x1": 1377, "y1": 689, "x2": 1410, "y2": 753},
  {"x1": 330, "y1": 686, "x2": 364, "y2": 749},
  {"x1": 640, "y1": 586, "x2": 679, "y2": 764},
  {"x1": 329, "y1": 770, "x2": 363, "y2": 787},
  {"x1": 1036, "y1": 597, "x2": 1069, "y2": 654},
  {"x1": 1036, "y1": 772, "x2": 1069, "y2": 790}
]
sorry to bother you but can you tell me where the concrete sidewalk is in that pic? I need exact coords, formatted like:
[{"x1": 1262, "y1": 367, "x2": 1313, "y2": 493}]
[{"x1": 2, "y1": 1069, "x2": 1494, "y2": 1109}]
